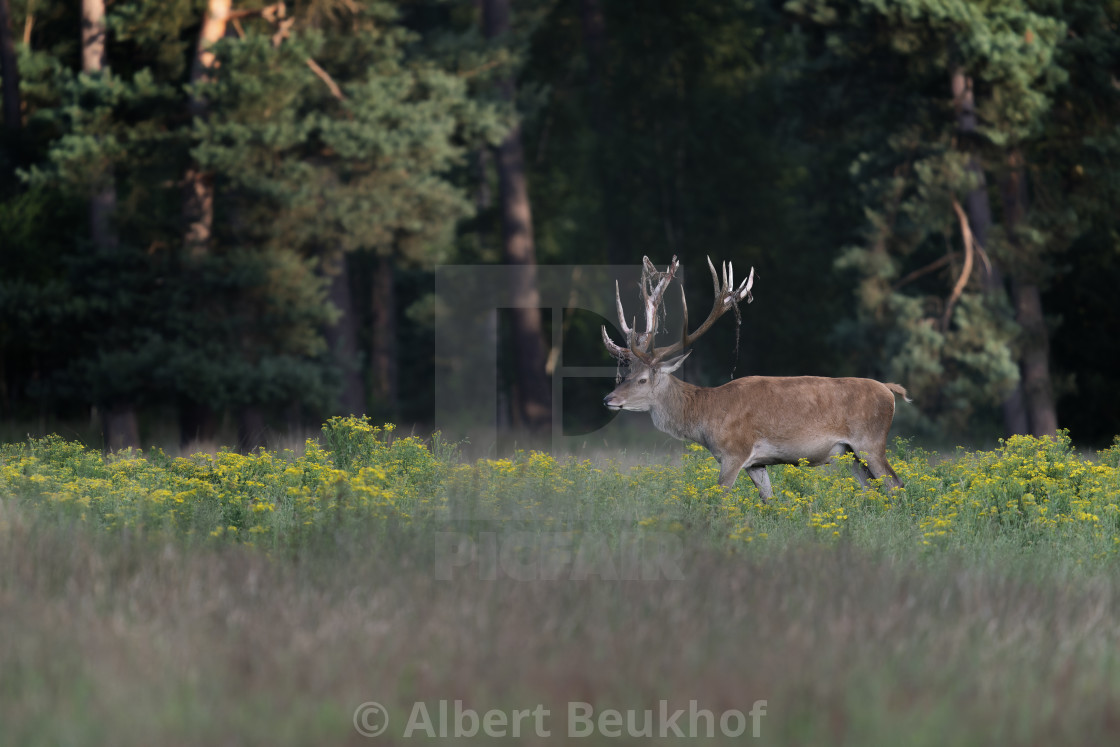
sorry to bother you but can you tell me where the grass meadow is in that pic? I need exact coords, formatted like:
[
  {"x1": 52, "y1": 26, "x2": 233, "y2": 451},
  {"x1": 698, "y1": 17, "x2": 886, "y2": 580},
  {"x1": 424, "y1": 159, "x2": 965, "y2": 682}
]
[{"x1": 4, "y1": 416, "x2": 1120, "y2": 745}]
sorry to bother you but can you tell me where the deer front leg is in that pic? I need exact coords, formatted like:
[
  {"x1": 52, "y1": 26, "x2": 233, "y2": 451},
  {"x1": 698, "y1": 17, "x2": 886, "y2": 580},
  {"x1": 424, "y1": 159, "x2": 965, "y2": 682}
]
[
  {"x1": 716, "y1": 457, "x2": 772, "y2": 503},
  {"x1": 716, "y1": 457, "x2": 739, "y2": 489}
]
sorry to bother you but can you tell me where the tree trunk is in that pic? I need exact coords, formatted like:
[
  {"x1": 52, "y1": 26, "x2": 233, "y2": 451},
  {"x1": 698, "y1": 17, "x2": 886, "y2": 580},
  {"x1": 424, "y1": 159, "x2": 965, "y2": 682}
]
[
  {"x1": 179, "y1": 0, "x2": 229, "y2": 443},
  {"x1": 475, "y1": 147, "x2": 492, "y2": 212},
  {"x1": 482, "y1": 0, "x2": 552, "y2": 432},
  {"x1": 0, "y1": 0, "x2": 20, "y2": 131},
  {"x1": 370, "y1": 254, "x2": 397, "y2": 417},
  {"x1": 182, "y1": 166, "x2": 215, "y2": 260},
  {"x1": 473, "y1": 147, "x2": 511, "y2": 429},
  {"x1": 183, "y1": 0, "x2": 229, "y2": 259},
  {"x1": 952, "y1": 69, "x2": 1029, "y2": 435},
  {"x1": 81, "y1": 0, "x2": 108, "y2": 72},
  {"x1": 1001, "y1": 149, "x2": 1057, "y2": 437},
  {"x1": 999, "y1": 362, "x2": 1030, "y2": 435},
  {"x1": 237, "y1": 405, "x2": 266, "y2": 452},
  {"x1": 104, "y1": 402, "x2": 140, "y2": 453},
  {"x1": 578, "y1": 0, "x2": 606, "y2": 121},
  {"x1": 179, "y1": 398, "x2": 219, "y2": 451},
  {"x1": 1011, "y1": 280, "x2": 1058, "y2": 436},
  {"x1": 82, "y1": 0, "x2": 139, "y2": 450},
  {"x1": 325, "y1": 252, "x2": 366, "y2": 415},
  {"x1": 82, "y1": 0, "x2": 118, "y2": 256},
  {"x1": 578, "y1": 0, "x2": 624, "y2": 264}
]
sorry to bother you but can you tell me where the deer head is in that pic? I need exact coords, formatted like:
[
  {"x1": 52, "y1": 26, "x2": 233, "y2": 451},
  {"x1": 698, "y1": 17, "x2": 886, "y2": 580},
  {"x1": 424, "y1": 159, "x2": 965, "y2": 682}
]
[{"x1": 602, "y1": 256, "x2": 754, "y2": 412}]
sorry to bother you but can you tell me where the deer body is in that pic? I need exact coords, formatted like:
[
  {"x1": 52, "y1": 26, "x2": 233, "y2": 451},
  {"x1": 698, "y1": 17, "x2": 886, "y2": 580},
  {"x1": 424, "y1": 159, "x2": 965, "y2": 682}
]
[
  {"x1": 601, "y1": 256, "x2": 909, "y2": 502},
  {"x1": 605, "y1": 367, "x2": 908, "y2": 500}
]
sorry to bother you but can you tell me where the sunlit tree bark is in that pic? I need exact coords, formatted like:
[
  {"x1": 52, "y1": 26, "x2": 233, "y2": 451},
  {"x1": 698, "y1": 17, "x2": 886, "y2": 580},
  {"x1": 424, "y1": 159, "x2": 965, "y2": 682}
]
[
  {"x1": 183, "y1": 0, "x2": 230, "y2": 260},
  {"x1": 179, "y1": 0, "x2": 230, "y2": 449},
  {"x1": 83, "y1": 0, "x2": 139, "y2": 450}
]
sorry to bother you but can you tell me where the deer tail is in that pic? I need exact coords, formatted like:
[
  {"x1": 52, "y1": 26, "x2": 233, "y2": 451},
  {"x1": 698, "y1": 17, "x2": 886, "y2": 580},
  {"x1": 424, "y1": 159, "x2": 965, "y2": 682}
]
[{"x1": 885, "y1": 383, "x2": 912, "y2": 404}]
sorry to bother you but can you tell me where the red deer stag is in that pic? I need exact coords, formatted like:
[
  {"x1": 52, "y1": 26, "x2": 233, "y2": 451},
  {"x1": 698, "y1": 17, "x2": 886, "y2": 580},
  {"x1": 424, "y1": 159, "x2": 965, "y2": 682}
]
[{"x1": 601, "y1": 256, "x2": 909, "y2": 502}]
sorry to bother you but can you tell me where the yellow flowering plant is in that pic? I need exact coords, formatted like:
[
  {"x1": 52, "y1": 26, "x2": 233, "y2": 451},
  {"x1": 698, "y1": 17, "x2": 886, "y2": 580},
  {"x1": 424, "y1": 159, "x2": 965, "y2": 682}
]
[{"x1": 2, "y1": 419, "x2": 1120, "y2": 565}]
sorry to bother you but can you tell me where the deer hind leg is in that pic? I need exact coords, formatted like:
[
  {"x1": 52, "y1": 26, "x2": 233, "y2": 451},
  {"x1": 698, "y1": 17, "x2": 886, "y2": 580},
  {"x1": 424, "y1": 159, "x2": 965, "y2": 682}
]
[
  {"x1": 745, "y1": 466, "x2": 773, "y2": 503},
  {"x1": 861, "y1": 448, "x2": 904, "y2": 491},
  {"x1": 832, "y1": 443, "x2": 873, "y2": 488}
]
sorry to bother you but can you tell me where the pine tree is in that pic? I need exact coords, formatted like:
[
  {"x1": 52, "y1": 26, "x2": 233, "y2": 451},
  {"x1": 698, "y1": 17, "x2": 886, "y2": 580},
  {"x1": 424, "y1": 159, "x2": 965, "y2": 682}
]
[
  {"x1": 786, "y1": 0, "x2": 1070, "y2": 437},
  {"x1": 4, "y1": 0, "x2": 506, "y2": 444}
]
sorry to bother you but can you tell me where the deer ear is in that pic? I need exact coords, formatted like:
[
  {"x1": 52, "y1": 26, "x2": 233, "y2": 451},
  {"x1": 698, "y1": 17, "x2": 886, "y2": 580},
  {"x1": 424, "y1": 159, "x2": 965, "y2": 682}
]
[{"x1": 657, "y1": 351, "x2": 691, "y2": 374}]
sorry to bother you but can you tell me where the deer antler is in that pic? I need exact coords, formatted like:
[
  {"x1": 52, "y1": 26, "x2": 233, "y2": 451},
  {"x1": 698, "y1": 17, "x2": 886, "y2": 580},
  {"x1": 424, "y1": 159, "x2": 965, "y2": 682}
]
[
  {"x1": 654, "y1": 256, "x2": 754, "y2": 360},
  {"x1": 601, "y1": 256, "x2": 754, "y2": 365},
  {"x1": 601, "y1": 256, "x2": 679, "y2": 364}
]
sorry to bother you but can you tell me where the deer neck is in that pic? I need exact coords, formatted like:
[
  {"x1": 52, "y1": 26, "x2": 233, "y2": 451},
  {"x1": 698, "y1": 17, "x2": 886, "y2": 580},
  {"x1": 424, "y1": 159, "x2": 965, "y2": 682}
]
[{"x1": 650, "y1": 376, "x2": 706, "y2": 444}]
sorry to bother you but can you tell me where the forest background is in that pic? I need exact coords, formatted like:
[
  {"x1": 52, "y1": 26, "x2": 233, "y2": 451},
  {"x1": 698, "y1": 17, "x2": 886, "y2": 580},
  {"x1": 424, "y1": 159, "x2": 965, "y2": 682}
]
[{"x1": 2, "y1": 0, "x2": 1119, "y2": 453}]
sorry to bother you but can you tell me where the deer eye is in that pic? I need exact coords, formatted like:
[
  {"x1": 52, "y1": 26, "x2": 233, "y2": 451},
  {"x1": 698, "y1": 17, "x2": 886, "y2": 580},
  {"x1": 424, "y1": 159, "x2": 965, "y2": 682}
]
[{"x1": 638, "y1": 378, "x2": 648, "y2": 384}]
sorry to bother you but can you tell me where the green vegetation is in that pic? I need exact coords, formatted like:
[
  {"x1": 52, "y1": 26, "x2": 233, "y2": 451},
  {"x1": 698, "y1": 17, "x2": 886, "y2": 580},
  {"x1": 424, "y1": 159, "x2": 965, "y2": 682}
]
[
  {"x1": 5, "y1": 416, "x2": 1120, "y2": 562},
  {"x1": 4, "y1": 418, "x2": 1120, "y2": 744}
]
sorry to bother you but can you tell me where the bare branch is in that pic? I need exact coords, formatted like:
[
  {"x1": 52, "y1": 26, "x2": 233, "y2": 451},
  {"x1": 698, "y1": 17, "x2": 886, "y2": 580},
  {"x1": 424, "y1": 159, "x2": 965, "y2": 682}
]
[
  {"x1": 458, "y1": 58, "x2": 504, "y2": 80},
  {"x1": 229, "y1": 2, "x2": 286, "y2": 21},
  {"x1": 893, "y1": 253, "x2": 957, "y2": 290},
  {"x1": 306, "y1": 56, "x2": 345, "y2": 100},
  {"x1": 943, "y1": 198, "x2": 976, "y2": 331}
]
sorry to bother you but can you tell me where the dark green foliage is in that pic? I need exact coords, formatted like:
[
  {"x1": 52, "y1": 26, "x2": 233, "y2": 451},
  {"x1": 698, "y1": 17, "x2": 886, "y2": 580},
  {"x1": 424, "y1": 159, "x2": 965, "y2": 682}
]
[
  {"x1": 784, "y1": 0, "x2": 1120, "y2": 438},
  {"x1": 2, "y1": 0, "x2": 1120, "y2": 445},
  {"x1": 521, "y1": 0, "x2": 854, "y2": 386},
  {"x1": 1, "y1": 0, "x2": 502, "y2": 430}
]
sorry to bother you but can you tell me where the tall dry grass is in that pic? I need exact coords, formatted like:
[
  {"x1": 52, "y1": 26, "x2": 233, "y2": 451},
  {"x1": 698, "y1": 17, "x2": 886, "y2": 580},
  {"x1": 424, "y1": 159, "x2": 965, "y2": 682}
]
[{"x1": 4, "y1": 496, "x2": 1120, "y2": 746}]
